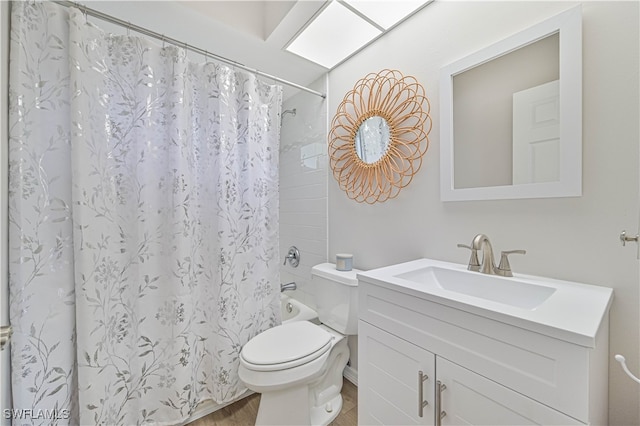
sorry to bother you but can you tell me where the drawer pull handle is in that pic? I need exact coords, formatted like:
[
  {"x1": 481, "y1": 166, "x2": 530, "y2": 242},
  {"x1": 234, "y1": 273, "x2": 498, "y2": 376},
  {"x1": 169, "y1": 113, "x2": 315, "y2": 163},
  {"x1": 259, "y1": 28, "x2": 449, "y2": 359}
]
[
  {"x1": 418, "y1": 370, "x2": 428, "y2": 417},
  {"x1": 435, "y1": 380, "x2": 447, "y2": 426}
]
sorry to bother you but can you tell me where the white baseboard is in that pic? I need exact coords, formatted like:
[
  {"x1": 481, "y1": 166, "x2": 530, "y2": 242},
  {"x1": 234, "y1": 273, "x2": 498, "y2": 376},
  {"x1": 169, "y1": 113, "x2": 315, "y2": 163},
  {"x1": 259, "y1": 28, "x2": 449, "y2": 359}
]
[{"x1": 343, "y1": 365, "x2": 358, "y2": 386}]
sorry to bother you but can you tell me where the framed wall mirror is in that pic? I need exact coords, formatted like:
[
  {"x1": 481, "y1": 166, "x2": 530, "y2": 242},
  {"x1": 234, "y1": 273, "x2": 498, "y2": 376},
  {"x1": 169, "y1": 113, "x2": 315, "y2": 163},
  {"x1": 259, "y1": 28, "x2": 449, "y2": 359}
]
[
  {"x1": 440, "y1": 6, "x2": 582, "y2": 201},
  {"x1": 329, "y1": 69, "x2": 431, "y2": 204}
]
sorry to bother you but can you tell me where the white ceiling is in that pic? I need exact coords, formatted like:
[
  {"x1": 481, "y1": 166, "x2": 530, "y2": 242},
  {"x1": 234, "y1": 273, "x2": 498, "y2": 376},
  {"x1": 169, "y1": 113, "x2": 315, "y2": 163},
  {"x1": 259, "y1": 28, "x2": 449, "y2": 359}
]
[
  {"x1": 176, "y1": 1, "x2": 330, "y2": 97},
  {"x1": 90, "y1": 1, "x2": 330, "y2": 98},
  {"x1": 89, "y1": 1, "x2": 433, "y2": 99},
  {"x1": 179, "y1": 1, "x2": 297, "y2": 41}
]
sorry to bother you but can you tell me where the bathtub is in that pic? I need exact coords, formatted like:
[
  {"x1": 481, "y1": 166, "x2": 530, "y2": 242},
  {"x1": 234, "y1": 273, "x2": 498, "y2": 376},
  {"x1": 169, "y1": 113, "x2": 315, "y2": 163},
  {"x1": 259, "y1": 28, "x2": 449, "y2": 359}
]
[{"x1": 281, "y1": 293, "x2": 318, "y2": 324}]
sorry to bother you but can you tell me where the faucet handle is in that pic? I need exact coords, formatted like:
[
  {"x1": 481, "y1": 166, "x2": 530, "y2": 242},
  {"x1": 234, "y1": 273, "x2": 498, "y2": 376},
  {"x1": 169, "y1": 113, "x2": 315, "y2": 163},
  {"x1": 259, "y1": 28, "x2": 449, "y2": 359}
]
[
  {"x1": 283, "y1": 246, "x2": 300, "y2": 267},
  {"x1": 497, "y1": 250, "x2": 526, "y2": 277},
  {"x1": 457, "y1": 244, "x2": 480, "y2": 272}
]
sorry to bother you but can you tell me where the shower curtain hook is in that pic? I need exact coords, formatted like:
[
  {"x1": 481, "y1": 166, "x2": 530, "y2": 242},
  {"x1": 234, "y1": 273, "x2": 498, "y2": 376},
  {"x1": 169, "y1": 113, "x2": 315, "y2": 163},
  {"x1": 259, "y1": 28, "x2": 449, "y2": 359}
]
[
  {"x1": 161, "y1": 35, "x2": 166, "y2": 49},
  {"x1": 127, "y1": 22, "x2": 131, "y2": 36},
  {"x1": 82, "y1": 4, "x2": 88, "y2": 24}
]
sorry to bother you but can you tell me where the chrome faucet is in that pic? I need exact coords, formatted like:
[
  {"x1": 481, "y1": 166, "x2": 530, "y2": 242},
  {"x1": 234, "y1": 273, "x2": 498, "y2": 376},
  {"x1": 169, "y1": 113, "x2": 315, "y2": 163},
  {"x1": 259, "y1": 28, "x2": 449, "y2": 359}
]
[
  {"x1": 472, "y1": 234, "x2": 496, "y2": 275},
  {"x1": 459, "y1": 234, "x2": 526, "y2": 277},
  {"x1": 280, "y1": 282, "x2": 297, "y2": 292}
]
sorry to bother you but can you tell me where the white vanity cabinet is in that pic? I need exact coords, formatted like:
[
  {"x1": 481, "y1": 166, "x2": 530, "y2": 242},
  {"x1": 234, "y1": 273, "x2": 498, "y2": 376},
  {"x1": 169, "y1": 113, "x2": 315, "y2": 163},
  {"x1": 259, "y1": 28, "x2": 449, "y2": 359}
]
[
  {"x1": 359, "y1": 320, "x2": 583, "y2": 425},
  {"x1": 357, "y1": 263, "x2": 612, "y2": 426},
  {"x1": 436, "y1": 356, "x2": 581, "y2": 425},
  {"x1": 359, "y1": 320, "x2": 435, "y2": 425}
]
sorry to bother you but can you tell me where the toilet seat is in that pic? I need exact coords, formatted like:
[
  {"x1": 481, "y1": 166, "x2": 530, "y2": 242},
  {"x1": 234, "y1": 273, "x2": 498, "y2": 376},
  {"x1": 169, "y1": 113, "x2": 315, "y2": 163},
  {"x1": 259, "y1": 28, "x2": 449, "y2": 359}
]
[{"x1": 241, "y1": 321, "x2": 333, "y2": 372}]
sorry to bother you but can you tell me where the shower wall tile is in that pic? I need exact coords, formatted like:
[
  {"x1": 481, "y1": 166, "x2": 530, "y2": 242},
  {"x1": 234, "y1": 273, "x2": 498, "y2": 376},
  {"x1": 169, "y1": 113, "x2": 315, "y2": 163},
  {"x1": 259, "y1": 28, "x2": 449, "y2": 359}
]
[
  {"x1": 279, "y1": 184, "x2": 327, "y2": 203},
  {"x1": 280, "y1": 168, "x2": 327, "y2": 190},
  {"x1": 279, "y1": 84, "x2": 328, "y2": 311},
  {"x1": 280, "y1": 197, "x2": 325, "y2": 213}
]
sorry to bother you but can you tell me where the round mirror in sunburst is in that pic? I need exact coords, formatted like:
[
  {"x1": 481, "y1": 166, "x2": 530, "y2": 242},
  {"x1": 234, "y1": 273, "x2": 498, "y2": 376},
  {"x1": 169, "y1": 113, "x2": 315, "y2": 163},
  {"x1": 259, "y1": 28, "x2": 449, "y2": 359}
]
[{"x1": 329, "y1": 69, "x2": 432, "y2": 204}]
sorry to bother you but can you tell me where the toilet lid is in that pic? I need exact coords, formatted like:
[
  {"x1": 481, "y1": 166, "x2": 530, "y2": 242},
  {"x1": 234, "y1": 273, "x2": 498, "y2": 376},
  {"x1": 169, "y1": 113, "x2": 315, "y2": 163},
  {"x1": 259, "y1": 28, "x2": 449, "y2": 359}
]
[{"x1": 241, "y1": 321, "x2": 332, "y2": 371}]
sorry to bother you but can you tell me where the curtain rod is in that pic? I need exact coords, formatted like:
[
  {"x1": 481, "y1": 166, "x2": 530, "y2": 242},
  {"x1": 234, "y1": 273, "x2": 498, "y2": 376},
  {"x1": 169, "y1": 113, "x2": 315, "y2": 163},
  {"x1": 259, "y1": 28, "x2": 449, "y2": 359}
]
[{"x1": 52, "y1": 0, "x2": 327, "y2": 99}]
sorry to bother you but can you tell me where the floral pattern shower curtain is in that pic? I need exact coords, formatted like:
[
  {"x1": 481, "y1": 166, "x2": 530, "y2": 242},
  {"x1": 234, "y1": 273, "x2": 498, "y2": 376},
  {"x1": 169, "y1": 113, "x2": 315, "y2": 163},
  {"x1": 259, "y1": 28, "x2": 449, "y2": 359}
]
[{"x1": 8, "y1": 3, "x2": 281, "y2": 424}]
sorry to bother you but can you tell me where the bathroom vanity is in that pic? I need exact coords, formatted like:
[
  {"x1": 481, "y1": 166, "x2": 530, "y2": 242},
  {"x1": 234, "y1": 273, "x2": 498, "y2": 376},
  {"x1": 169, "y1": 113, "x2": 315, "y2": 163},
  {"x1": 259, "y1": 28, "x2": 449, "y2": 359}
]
[{"x1": 357, "y1": 259, "x2": 613, "y2": 425}]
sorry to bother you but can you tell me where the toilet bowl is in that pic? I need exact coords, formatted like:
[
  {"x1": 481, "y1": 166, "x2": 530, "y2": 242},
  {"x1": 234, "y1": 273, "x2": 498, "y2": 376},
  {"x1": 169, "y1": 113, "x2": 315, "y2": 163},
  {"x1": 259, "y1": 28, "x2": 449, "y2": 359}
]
[{"x1": 238, "y1": 263, "x2": 360, "y2": 426}]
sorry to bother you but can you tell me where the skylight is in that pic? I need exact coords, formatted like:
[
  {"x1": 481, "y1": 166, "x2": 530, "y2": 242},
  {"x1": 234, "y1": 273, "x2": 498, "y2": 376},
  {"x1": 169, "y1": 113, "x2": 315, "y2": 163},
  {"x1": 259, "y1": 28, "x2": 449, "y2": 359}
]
[
  {"x1": 286, "y1": 1, "x2": 381, "y2": 69},
  {"x1": 285, "y1": 0, "x2": 432, "y2": 69},
  {"x1": 344, "y1": 0, "x2": 430, "y2": 30}
]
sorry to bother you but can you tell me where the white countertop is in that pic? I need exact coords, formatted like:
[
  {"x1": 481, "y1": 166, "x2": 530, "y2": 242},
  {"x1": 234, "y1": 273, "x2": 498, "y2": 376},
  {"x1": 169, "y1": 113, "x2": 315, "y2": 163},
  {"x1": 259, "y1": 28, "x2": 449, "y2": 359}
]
[{"x1": 357, "y1": 258, "x2": 614, "y2": 347}]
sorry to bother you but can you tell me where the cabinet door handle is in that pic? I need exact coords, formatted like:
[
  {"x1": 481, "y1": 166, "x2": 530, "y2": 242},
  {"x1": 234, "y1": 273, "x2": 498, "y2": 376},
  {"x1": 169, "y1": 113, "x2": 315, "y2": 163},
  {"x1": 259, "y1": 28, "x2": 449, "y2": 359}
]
[
  {"x1": 435, "y1": 380, "x2": 447, "y2": 426},
  {"x1": 418, "y1": 370, "x2": 428, "y2": 417}
]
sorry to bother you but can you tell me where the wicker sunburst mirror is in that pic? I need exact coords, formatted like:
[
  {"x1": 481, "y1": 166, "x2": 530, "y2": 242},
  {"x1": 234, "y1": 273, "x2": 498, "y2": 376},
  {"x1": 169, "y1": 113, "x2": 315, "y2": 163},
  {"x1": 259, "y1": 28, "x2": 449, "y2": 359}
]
[{"x1": 329, "y1": 69, "x2": 432, "y2": 204}]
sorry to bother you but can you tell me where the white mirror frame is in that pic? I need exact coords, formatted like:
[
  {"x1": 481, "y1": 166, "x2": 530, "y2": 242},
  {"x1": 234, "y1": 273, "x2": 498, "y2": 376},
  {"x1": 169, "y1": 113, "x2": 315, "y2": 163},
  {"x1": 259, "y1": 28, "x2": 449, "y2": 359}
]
[{"x1": 440, "y1": 6, "x2": 582, "y2": 201}]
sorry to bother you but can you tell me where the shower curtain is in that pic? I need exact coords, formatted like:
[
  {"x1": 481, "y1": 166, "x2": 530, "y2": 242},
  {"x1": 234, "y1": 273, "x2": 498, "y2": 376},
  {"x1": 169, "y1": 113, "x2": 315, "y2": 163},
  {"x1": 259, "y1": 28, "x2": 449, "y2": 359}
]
[{"x1": 8, "y1": 2, "x2": 281, "y2": 424}]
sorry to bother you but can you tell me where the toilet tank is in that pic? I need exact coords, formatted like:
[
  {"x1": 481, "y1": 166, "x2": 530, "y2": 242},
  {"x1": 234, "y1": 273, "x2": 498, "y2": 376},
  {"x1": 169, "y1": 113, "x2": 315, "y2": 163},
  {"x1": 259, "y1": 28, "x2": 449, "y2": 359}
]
[{"x1": 311, "y1": 263, "x2": 361, "y2": 335}]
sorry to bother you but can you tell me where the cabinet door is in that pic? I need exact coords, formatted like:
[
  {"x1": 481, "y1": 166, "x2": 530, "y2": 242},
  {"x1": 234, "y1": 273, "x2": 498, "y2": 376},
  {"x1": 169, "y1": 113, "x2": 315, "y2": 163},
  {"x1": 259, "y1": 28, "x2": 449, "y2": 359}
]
[
  {"x1": 436, "y1": 357, "x2": 583, "y2": 425},
  {"x1": 359, "y1": 320, "x2": 435, "y2": 425}
]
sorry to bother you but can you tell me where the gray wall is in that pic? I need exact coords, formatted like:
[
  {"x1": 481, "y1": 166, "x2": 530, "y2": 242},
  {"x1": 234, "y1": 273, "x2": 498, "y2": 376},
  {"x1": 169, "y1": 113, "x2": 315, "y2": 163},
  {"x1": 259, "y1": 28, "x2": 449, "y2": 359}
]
[{"x1": 327, "y1": 2, "x2": 639, "y2": 425}]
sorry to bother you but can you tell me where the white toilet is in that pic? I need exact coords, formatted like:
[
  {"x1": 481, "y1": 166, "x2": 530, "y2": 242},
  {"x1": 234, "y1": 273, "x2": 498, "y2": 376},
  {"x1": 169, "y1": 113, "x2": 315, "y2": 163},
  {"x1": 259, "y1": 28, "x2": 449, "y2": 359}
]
[{"x1": 238, "y1": 263, "x2": 359, "y2": 426}]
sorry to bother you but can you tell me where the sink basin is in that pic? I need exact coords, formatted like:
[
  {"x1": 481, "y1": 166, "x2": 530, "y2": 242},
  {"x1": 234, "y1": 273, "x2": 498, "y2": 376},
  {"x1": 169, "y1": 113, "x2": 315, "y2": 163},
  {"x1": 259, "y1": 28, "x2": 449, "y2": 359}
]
[{"x1": 395, "y1": 266, "x2": 556, "y2": 310}]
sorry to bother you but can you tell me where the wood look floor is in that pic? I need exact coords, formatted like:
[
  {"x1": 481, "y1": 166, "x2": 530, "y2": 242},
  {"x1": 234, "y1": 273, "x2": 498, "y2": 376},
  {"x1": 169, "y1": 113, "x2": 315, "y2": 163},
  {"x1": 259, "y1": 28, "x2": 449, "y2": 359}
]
[{"x1": 187, "y1": 380, "x2": 357, "y2": 426}]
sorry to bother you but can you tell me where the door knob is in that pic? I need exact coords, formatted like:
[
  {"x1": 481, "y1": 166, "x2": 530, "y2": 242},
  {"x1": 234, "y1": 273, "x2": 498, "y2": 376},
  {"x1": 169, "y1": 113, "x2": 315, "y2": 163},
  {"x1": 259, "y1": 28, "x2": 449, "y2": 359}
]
[
  {"x1": 620, "y1": 230, "x2": 639, "y2": 246},
  {"x1": 620, "y1": 230, "x2": 640, "y2": 259}
]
